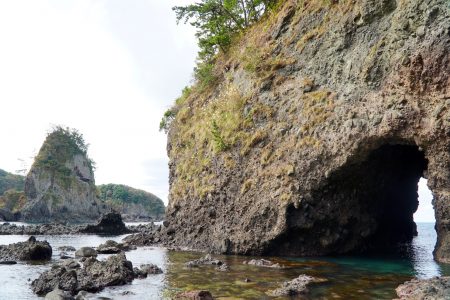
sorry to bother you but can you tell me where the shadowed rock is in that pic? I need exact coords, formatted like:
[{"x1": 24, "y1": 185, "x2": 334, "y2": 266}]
[
  {"x1": 80, "y1": 213, "x2": 130, "y2": 235},
  {"x1": 0, "y1": 236, "x2": 52, "y2": 261}
]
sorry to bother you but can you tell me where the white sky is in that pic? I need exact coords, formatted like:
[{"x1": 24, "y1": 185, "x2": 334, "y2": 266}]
[
  {"x1": 0, "y1": 0, "x2": 436, "y2": 222},
  {"x1": 0, "y1": 0, "x2": 197, "y2": 204}
]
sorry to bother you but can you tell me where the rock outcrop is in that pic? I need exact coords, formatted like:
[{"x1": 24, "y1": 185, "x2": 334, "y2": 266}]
[
  {"x1": 0, "y1": 236, "x2": 52, "y2": 261},
  {"x1": 80, "y1": 212, "x2": 130, "y2": 235},
  {"x1": 165, "y1": 0, "x2": 450, "y2": 263},
  {"x1": 395, "y1": 276, "x2": 450, "y2": 300},
  {"x1": 21, "y1": 127, "x2": 108, "y2": 223}
]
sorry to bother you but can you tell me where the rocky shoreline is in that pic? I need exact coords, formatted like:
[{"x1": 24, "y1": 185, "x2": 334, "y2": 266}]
[{"x1": 0, "y1": 212, "x2": 158, "y2": 236}]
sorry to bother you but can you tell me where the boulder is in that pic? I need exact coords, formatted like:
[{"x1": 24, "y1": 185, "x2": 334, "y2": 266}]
[
  {"x1": 267, "y1": 275, "x2": 327, "y2": 297},
  {"x1": 32, "y1": 253, "x2": 136, "y2": 296},
  {"x1": 395, "y1": 276, "x2": 450, "y2": 300},
  {"x1": 74, "y1": 247, "x2": 97, "y2": 258},
  {"x1": 140, "y1": 263, "x2": 163, "y2": 275},
  {"x1": 0, "y1": 236, "x2": 52, "y2": 261},
  {"x1": 96, "y1": 240, "x2": 121, "y2": 254},
  {"x1": 80, "y1": 213, "x2": 130, "y2": 235},
  {"x1": 45, "y1": 287, "x2": 74, "y2": 300}
]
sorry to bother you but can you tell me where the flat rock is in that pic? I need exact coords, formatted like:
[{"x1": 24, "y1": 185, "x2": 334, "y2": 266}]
[
  {"x1": 267, "y1": 274, "x2": 327, "y2": 297},
  {"x1": 243, "y1": 259, "x2": 283, "y2": 268},
  {"x1": 96, "y1": 240, "x2": 121, "y2": 254},
  {"x1": 185, "y1": 254, "x2": 224, "y2": 268},
  {"x1": 395, "y1": 276, "x2": 450, "y2": 300}
]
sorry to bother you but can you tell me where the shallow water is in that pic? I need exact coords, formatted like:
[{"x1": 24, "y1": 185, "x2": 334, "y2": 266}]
[{"x1": 0, "y1": 223, "x2": 448, "y2": 299}]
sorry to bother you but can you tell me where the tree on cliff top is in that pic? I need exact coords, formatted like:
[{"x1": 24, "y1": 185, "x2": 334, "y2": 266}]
[
  {"x1": 34, "y1": 126, "x2": 95, "y2": 174},
  {"x1": 173, "y1": 0, "x2": 277, "y2": 63}
]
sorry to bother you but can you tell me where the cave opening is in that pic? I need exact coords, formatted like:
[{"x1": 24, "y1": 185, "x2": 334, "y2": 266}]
[{"x1": 271, "y1": 143, "x2": 433, "y2": 257}]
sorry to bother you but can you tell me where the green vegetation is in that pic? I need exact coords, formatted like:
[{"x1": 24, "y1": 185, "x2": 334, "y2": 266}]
[
  {"x1": 97, "y1": 184, "x2": 165, "y2": 218},
  {"x1": 0, "y1": 189, "x2": 27, "y2": 213},
  {"x1": 173, "y1": 0, "x2": 278, "y2": 63},
  {"x1": 0, "y1": 169, "x2": 24, "y2": 195},
  {"x1": 34, "y1": 126, "x2": 95, "y2": 187}
]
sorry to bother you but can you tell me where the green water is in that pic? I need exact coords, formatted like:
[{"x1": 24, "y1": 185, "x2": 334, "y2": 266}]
[{"x1": 161, "y1": 223, "x2": 450, "y2": 299}]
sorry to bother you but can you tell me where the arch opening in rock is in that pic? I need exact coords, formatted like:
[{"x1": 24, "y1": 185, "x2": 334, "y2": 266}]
[{"x1": 269, "y1": 144, "x2": 431, "y2": 257}]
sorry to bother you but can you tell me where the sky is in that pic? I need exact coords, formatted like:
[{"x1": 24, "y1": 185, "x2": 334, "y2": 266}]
[
  {"x1": 0, "y1": 0, "x2": 435, "y2": 222},
  {"x1": 0, "y1": 0, "x2": 197, "y2": 204}
]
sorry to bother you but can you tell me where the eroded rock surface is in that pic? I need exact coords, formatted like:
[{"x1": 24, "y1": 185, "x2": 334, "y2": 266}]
[
  {"x1": 32, "y1": 253, "x2": 135, "y2": 296},
  {"x1": 395, "y1": 276, "x2": 450, "y2": 300},
  {"x1": 165, "y1": 0, "x2": 450, "y2": 262}
]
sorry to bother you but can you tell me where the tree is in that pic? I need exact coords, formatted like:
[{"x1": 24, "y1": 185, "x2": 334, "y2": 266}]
[{"x1": 173, "y1": 0, "x2": 277, "y2": 63}]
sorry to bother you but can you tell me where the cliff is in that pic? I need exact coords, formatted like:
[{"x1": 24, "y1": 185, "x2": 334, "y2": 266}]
[
  {"x1": 165, "y1": 0, "x2": 450, "y2": 263},
  {"x1": 97, "y1": 184, "x2": 165, "y2": 221},
  {"x1": 21, "y1": 127, "x2": 108, "y2": 223}
]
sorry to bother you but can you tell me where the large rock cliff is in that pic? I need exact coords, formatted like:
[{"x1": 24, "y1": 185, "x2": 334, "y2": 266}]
[
  {"x1": 166, "y1": 0, "x2": 450, "y2": 263},
  {"x1": 21, "y1": 127, "x2": 108, "y2": 223}
]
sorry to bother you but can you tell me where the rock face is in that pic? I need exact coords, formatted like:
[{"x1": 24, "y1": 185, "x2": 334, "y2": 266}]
[
  {"x1": 21, "y1": 127, "x2": 108, "y2": 223},
  {"x1": 32, "y1": 253, "x2": 136, "y2": 296},
  {"x1": 395, "y1": 276, "x2": 450, "y2": 300},
  {"x1": 0, "y1": 236, "x2": 52, "y2": 261},
  {"x1": 165, "y1": 0, "x2": 450, "y2": 262}
]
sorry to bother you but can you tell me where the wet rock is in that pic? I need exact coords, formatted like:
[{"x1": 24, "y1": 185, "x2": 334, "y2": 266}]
[
  {"x1": 0, "y1": 236, "x2": 52, "y2": 261},
  {"x1": 395, "y1": 276, "x2": 450, "y2": 300},
  {"x1": 175, "y1": 290, "x2": 214, "y2": 300},
  {"x1": 80, "y1": 213, "x2": 130, "y2": 235},
  {"x1": 267, "y1": 275, "x2": 327, "y2": 297},
  {"x1": 185, "y1": 254, "x2": 224, "y2": 268},
  {"x1": 58, "y1": 246, "x2": 76, "y2": 252},
  {"x1": 96, "y1": 240, "x2": 121, "y2": 254},
  {"x1": 74, "y1": 247, "x2": 97, "y2": 258},
  {"x1": 96, "y1": 240, "x2": 135, "y2": 254},
  {"x1": 216, "y1": 263, "x2": 229, "y2": 271},
  {"x1": 60, "y1": 259, "x2": 80, "y2": 270},
  {"x1": 0, "y1": 260, "x2": 17, "y2": 265},
  {"x1": 32, "y1": 253, "x2": 136, "y2": 296},
  {"x1": 45, "y1": 287, "x2": 74, "y2": 300},
  {"x1": 140, "y1": 263, "x2": 163, "y2": 275},
  {"x1": 243, "y1": 259, "x2": 283, "y2": 268},
  {"x1": 60, "y1": 252, "x2": 71, "y2": 259}
]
